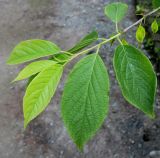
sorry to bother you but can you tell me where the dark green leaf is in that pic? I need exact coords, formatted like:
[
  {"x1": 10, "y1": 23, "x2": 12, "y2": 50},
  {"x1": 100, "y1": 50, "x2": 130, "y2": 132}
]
[
  {"x1": 152, "y1": 0, "x2": 160, "y2": 8},
  {"x1": 61, "y1": 53, "x2": 110, "y2": 149},
  {"x1": 113, "y1": 45, "x2": 157, "y2": 118},
  {"x1": 51, "y1": 53, "x2": 71, "y2": 63},
  {"x1": 26, "y1": 74, "x2": 38, "y2": 87},
  {"x1": 67, "y1": 31, "x2": 98, "y2": 54}
]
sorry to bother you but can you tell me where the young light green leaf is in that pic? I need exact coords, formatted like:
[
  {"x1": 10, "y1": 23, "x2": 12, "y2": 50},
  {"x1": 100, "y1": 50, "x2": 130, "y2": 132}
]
[
  {"x1": 61, "y1": 53, "x2": 110, "y2": 149},
  {"x1": 23, "y1": 64, "x2": 63, "y2": 128},
  {"x1": 67, "y1": 30, "x2": 98, "y2": 54},
  {"x1": 104, "y1": 2, "x2": 128, "y2": 23},
  {"x1": 152, "y1": 0, "x2": 160, "y2": 8},
  {"x1": 113, "y1": 45, "x2": 157, "y2": 118},
  {"x1": 136, "y1": 25, "x2": 146, "y2": 43},
  {"x1": 7, "y1": 39, "x2": 61, "y2": 65},
  {"x1": 151, "y1": 20, "x2": 159, "y2": 33},
  {"x1": 13, "y1": 60, "x2": 56, "y2": 82},
  {"x1": 121, "y1": 39, "x2": 129, "y2": 45},
  {"x1": 26, "y1": 74, "x2": 37, "y2": 87}
]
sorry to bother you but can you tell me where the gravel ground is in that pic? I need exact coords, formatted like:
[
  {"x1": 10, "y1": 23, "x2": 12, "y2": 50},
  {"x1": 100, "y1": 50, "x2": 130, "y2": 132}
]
[{"x1": 0, "y1": 0, "x2": 160, "y2": 158}]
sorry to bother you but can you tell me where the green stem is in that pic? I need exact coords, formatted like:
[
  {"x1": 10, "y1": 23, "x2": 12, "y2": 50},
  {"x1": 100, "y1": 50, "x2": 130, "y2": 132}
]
[
  {"x1": 63, "y1": 32, "x2": 121, "y2": 67},
  {"x1": 95, "y1": 44, "x2": 101, "y2": 55},
  {"x1": 62, "y1": 6, "x2": 160, "y2": 66},
  {"x1": 115, "y1": 22, "x2": 123, "y2": 45},
  {"x1": 116, "y1": 22, "x2": 119, "y2": 33}
]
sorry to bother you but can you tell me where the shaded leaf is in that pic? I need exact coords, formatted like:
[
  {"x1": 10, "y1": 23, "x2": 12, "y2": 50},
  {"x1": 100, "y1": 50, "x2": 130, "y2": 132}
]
[
  {"x1": 51, "y1": 53, "x2": 71, "y2": 63},
  {"x1": 68, "y1": 30, "x2": 98, "y2": 54},
  {"x1": 26, "y1": 74, "x2": 38, "y2": 87},
  {"x1": 152, "y1": 0, "x2": 160, "y2": 8}
]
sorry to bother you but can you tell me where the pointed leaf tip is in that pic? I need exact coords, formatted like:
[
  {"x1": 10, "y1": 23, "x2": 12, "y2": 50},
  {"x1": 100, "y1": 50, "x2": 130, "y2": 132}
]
[
  {"x1": 61, "y1": 54, "x2": 110, "y2": 149},
  {"x1": 23, "y1": 64, "x2": 63, "y2": 127},
  {"x1": 68, "y1": 30, "x2": 98, "y2": 54},
  {"x1": 136, "y1": 25, "x2": 145, "y2": 43},
  {"x1": 151, "y1": 20, "x2": 159, "y2": 33},
  {"x1": 14, "y1": 60, "x2": 56, "y2": 81},
  {"x1": 7, "y1": 39, "x2": 60, "y2": 65},
  {"x1": 113, "y1": 45, "x2": 157, "y2": 118}
]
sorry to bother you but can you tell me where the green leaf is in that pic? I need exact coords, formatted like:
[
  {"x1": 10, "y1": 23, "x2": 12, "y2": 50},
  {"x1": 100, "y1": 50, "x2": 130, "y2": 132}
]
[
  {"x1": 23, "y1": 64, "x2": 63, "y2": 128},
  {"x1": 51, "y1": 53, "x2": 71, "y2": 64},
  {"x1": 67, "y1": 30, "x2": 98, "y2": 54},
  {"x1": 104, "y1": 2, "x2": 128, "y2": 23},
  {"x1": 7, "y1": 39, "x2": 61, "y2": 65},
  {"x1": 14, "y1": 60, "x2": 56, "y2": 81},
  {"x1": 109, "y1": 34, "x2": 116, "y2": 46},
  {"x1": 26, "y1": 74, "x2": 38, "y2": 87},
  {"x1": 151, "y1": 20, "x2": 159, "y2": 33},
  {"x1": 61, "y1": 54, "x2": 110, "y2": 149},
  {"x1": 113, "y1": 45, "x2": 157, "y2": 118},
  {"x1": 152, "y1": 0, "x2": 160, "y2": 8},
  {"x1": 136, "y1": 25, "x2": 146, "y2": 43},
  {"x1": 121, "y1": 39, "x2": 129, "y2": 45}
]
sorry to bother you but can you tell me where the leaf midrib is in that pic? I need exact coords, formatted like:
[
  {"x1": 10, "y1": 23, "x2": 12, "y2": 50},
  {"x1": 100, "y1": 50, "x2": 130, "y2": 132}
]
[
  {"x1": 76, "y1": 54, "x2": 98, "y2": 144},
  {"x1": 24, "y1": 66, "x2": 61, "y2": 123}
]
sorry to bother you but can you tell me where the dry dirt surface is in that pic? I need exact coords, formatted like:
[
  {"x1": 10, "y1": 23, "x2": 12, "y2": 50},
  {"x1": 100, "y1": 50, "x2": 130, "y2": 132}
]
[{"x1": 0, "y1": 0, "x2": 160, "y2": 158}]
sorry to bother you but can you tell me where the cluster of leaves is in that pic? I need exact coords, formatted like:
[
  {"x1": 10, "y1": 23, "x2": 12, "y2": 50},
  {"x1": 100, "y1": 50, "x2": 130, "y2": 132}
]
[
  {"x1": 136, "y1": 0, "x2": 159, "y2": 44},
  {"x1": 7, "y1": 2, "x2": 159, "y2": 150},
  {"x1": 136, "y1": 0, "x2": 160, "y2": 81}
]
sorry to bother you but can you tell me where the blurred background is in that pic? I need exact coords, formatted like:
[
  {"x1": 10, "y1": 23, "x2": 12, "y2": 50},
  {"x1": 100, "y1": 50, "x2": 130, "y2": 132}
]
[{"x1": 0, "y1": 0, "x2": 160, "y2": 157}]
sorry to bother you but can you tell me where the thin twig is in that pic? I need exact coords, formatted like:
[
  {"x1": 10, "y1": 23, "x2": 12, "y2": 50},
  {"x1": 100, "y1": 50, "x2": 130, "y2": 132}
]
[
  {"x1": 63, "y1": 7, "x2": 160, "y2": 65},
  {"x1": 123, "y1": 7, "x2": 160, "y2": 33}
]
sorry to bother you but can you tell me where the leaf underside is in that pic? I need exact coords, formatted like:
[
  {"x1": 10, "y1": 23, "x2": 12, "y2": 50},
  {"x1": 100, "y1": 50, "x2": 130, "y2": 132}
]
[
  {"x1": 23, "y1": 64, "x2": 63, "y2": 128},
  {"x1": 113, "y1": 45, "x2": 157, "y2": 118},
  {"x1": 61, "y1": 53, "x2": 110, "y2": 149}
]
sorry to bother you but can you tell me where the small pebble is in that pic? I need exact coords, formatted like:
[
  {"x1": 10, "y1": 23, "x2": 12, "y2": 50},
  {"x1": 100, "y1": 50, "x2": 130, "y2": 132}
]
[
  {"x1": 138, "y1": 143, "x2": 142, "y2": 148},
  {"x1": 149, "y1": 151, "x2": 160, "y2": 158},
  {"x1": 60, "y1": 150, "x2": 64, "y2": 155},
  {"x1": 50, "y1": 122, "x2": 54, "y2": 127},
  {"x1": 129, "y1": 139, "x2": 135, "y2": 144}
]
